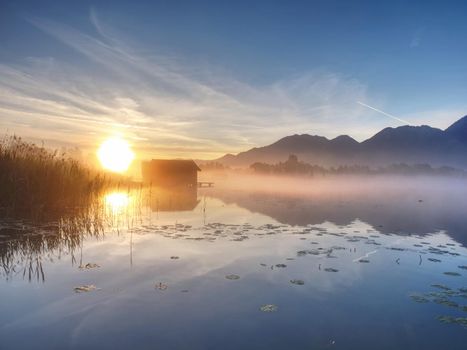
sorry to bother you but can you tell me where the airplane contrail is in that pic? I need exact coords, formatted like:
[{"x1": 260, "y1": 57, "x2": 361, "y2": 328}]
[{"x1": 357, "y1": 101, "x2": 411, "y2": 125}]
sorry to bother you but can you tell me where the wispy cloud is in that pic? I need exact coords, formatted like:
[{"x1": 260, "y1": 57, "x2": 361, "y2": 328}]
[{"x1": 0, "y1": 14, "x2": 384, "y2": 158}]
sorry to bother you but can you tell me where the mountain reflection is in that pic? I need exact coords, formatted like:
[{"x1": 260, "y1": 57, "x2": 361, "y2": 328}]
[{"x1": 205, "y1": 182, "x2": 467, "y2": 246}]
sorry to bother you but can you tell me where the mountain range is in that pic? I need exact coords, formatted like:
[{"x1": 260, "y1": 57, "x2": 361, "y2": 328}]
[{"x1": 214, "y1": 115, "x2": 467, "y2": 169}]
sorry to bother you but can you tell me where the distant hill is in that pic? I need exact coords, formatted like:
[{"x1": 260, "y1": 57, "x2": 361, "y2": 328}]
[
  {"x1": 446, "y1": 115, "x2": 467, "y2": 144},
  {"x1": 214, "y1": 115, "x2": 467, "y2": 169}
]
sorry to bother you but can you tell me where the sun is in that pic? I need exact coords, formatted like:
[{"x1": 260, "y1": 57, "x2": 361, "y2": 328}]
[{"x1": 97, "y1": 137, "x2": 134, "y2": 173}]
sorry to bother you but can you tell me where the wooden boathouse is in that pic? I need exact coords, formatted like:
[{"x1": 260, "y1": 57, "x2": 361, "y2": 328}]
[{"x1": 141, "y1": 159, "x2": 201, "y2": 187}]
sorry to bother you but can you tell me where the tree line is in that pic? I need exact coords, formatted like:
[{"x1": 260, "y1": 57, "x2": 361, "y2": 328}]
[{"x1": 249, "y1": 155, "x2": 467, "y2": 177}]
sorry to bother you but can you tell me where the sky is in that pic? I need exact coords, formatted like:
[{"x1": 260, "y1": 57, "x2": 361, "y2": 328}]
[{"x1": 1, "y1": 0, "x2": 467, "y2": 159}]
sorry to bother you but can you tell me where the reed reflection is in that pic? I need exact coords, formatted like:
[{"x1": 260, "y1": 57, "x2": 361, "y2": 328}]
[
  {"x1": 0, "y1": 186, "x2": 201, "y2": 282},
  {"x1": 0, "y1": 189, "x2": 143, "y2": 282}
]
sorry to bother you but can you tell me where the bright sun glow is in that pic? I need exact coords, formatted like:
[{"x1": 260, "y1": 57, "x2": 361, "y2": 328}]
[
  {"x1": 104, "y1": 192, "x2": 130, "y2": 215},
  {"x1": 97, "y1": 138, "x2": 134, "y2": 172}
]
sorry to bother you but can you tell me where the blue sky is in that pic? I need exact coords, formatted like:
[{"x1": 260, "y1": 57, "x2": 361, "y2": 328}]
[{"x1": 1, "y1": 0, "x2": 466, "y2": 158}]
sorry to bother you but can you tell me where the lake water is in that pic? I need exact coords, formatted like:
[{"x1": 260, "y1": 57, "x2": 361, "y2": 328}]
[{"x1": 0, "y1": 177, "x2": 466, "y2": 349}]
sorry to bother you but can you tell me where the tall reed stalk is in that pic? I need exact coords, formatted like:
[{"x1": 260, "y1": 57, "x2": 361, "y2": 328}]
[{"x1": 0, "y1": 136, "x2": 114, "y2": 218}]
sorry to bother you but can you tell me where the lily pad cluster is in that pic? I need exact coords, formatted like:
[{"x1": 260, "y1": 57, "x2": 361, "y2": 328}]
[
  {"x1": 437, "y1": 315, "x2": 467, "y2": 327},
  {"x1": 410, "y1": 284, "x2": 467, "y2": 327},
  {"x1": 427, "y1": 246, "x2": 460, "y2": 257}
]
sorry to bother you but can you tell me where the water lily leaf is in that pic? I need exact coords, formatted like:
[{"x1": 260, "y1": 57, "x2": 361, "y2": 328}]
[
  {"x1": 74, "y1": 284, "x2": 99, "y2": 293},
  {"x1": 290, "y1": 279, "x2": 305, "y2": 285},
  {"x1": 155, "y1": 282, "x2": 168, "y2": 290},
  {"x1": 444, "y1": 272, "x2": 461, "y2": 277},
  {"x1": 225, "y1": 274, "x2": 240, "y2": 280},
  {"x1": 410, "y1": 294, "x2": 430, "y2": 303},
  {"x1": 431, "y1": 284, "x2": 451, "y2": 291},
  {"x1": 259, "y1": 304, "x2": 278, "y2": 312},
  {"x1": 79, "y1": 263, "x2": 100, "y2": 270},
  {"x1": 324, "y1": 268, "x2": 339, "y2": 272}
]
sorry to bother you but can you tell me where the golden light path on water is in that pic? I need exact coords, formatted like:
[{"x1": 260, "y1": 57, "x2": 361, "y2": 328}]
[{"x1": 104, "y1": 192, "x2": 130, "y2": 216}]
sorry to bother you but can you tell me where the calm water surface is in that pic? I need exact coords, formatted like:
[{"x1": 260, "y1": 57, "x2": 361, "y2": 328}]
[{"x1": 1, "y1": 180, "x2": 466, "y2": 349}]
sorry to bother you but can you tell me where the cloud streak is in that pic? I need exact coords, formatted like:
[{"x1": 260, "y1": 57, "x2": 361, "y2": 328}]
[
  {"x1": 357, "y1": 101, "x2": 411, "y2": 125},
  {"x1": 0, "y1": 14, "x2": 385, "y2": 158}
]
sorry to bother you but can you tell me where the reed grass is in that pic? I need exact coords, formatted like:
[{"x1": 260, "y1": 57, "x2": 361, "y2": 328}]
[{"x1": 0, "y1": 136, "x2": 116, "y2": 218}]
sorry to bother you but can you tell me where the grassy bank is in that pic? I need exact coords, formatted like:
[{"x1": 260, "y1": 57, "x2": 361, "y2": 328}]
[{"x1": 0, "y1": 136, "x2": 120, "y2": 218}]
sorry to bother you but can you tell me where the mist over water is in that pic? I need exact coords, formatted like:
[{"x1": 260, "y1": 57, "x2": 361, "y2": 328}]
[
  {"x1": 0, "y1": 175, "x2": 466, "y2": 349},
  {"x1": 210, "y1": 174, "x2": 467, "y2": 245}
]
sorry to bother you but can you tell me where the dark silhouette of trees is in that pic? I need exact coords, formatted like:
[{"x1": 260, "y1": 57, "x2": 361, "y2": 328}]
[
  {"x1": 250, "y1": 154, "x2": 466, "y2": 177},
  {"x1": 199, "y1": 162, "x2": 229, "y2": 171}
]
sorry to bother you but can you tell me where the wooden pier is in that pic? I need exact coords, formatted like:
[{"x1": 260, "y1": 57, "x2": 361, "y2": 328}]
[{"x1": 198, "y1": 181, "x2": 214, "y2": 188}]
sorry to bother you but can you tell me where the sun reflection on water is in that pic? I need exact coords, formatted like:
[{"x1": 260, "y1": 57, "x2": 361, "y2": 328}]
[{"x1": 104, "y1": 192, "x2": 130, "y2": 215}]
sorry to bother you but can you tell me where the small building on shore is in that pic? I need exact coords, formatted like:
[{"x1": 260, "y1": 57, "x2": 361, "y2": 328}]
[{"x1": 141, "y1": 159, "x2": 201, "y2": 187}]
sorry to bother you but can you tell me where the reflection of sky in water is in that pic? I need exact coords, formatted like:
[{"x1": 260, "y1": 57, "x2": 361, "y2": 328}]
[{"x1": 0, "y1": 188, "x2": 466, "y2": 350}]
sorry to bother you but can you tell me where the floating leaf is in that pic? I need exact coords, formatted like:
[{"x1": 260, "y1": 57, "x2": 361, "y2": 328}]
[
  {"x1": 297, "y1": 250, "x2": 310, "y2": 256},
  {"x1": 431, "y1": 284, "x2": 451, "y2": 291},
  {"x1": 155, "y1": 282, "x2": 168, "y2": 290},
  {"x1": 410, "y1": 294, "x2": 429, "y2": 303},
  {"x1": 389, "y1": 247, "x2": 405, "y2": 251},
  {"x1": 79, "y1": 263, "x2": 100, "y2": 270},
  {"x1": 437, "y1": 315, "x2": 454, "y2": 324},
  {"x1": 259, "y1": 304, "x2": 278, "y2": 312},
  {"x1": 290, "y1": 279, "x2": 305, "y2": 285},
  {"x1": 324, "y1": 268, "x2": 339, "y2": 272},
  {"x1": 74, "y1": 285, "x2": 99, "y2": 293},
  {"x1": 444, "y1": 272, "x2": 461, "y2": 277},
  {"x1": 433, "y1": 298, "x2": 458, "y2": 308},
  {"x1": 437, "y1": 315, "x2": 467, "y2": 326},
  {"x1": 225, "y1": 274, "x2": 240, "y2": 280}
]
